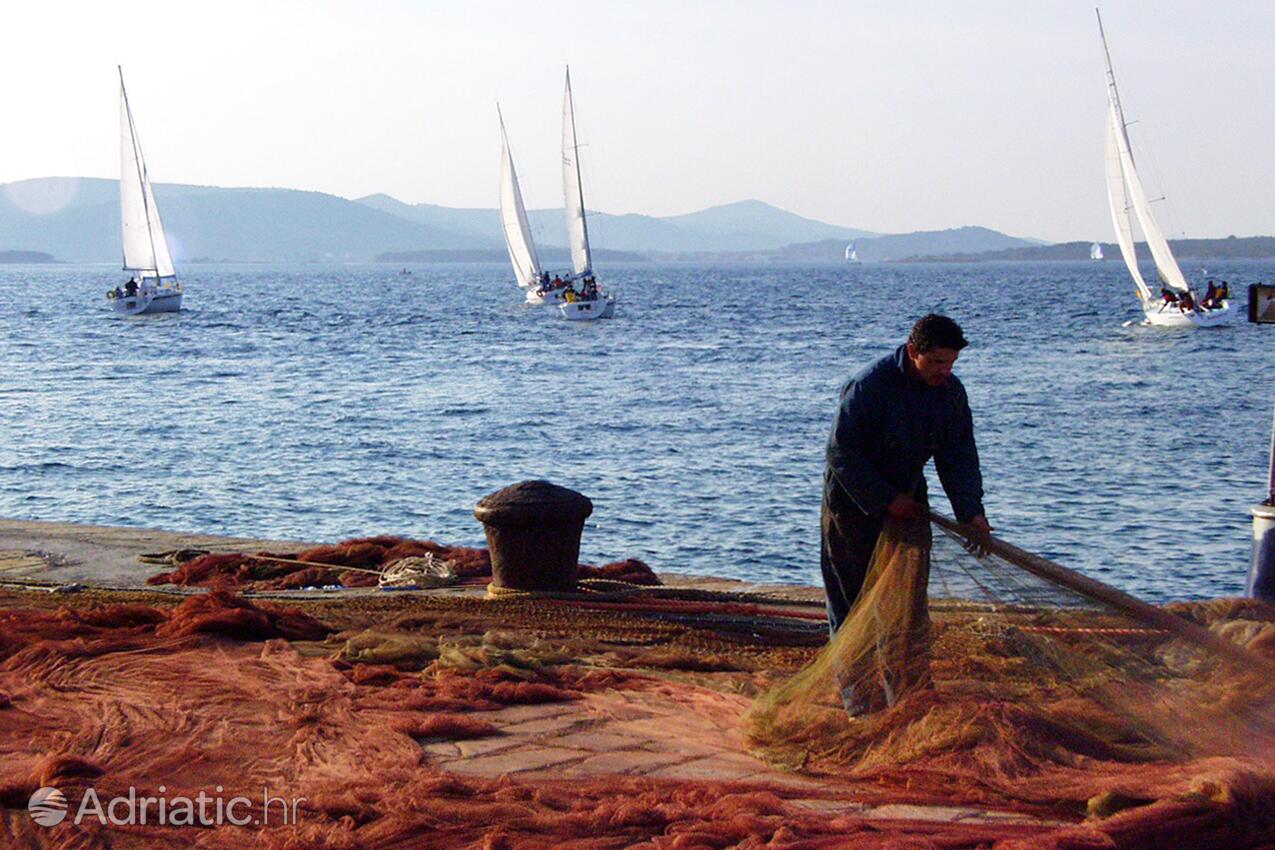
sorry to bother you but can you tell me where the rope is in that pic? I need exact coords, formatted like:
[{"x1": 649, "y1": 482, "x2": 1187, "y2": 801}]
[
  {"x1": 485, "y1": 578, "x2": 822, "y2": 609},
  {"x1": 378, "y1": 554, "x2": 459, "y2": 589},
  {"x1": 1018, "y1": 625, "x2": 1166, "y2": 636}
]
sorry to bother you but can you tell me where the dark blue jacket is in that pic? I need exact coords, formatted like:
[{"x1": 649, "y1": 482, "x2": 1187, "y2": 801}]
[{"x1": 824, "y1": 345, "x2": 984, "y2": 522}]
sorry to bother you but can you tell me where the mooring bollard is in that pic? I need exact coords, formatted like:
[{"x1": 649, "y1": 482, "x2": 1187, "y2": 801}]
[{"x1": 474, "y1": 480, "x2": 593, "y2": 593}]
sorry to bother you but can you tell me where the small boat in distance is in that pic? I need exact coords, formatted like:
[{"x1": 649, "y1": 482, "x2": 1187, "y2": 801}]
[
  {"x1": 557, "y1": 68, "x2": 615, "y2": 321},
  {"x1": 845, "y1": 243, "x2": 859, "y2": 263},
  {"x1": 107, "y1": 67, "x2": 182, "y2": 315},
  {"x1": 1090, "y1": 242, "x2": 1104, "y2": 260},
  {"x1": 1097, "y1": 11, "x2": 1232, "y2": 328}
]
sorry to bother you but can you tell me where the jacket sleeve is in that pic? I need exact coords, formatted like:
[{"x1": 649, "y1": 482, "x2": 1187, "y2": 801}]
[
  {"x1": 826, "y1": 379, "x2": 897, "y2": 517},
  {"x1": 934, "y1": 386, "x2": 985, "y2": 523}
]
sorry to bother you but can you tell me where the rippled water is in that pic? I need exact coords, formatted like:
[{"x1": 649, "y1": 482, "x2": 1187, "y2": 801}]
[{"x1": 1, "y1": 260, "x2": 1271, "y2": 601}]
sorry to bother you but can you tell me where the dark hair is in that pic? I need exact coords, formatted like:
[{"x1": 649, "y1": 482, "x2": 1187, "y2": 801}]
[{"x1": 908, "y1": 314, "x2": 968, "y2": 353}]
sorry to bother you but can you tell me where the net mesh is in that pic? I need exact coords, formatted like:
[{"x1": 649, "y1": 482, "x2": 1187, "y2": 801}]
[{"x1": 746, "y1": 516, "x2": 1275, "y2": 815}]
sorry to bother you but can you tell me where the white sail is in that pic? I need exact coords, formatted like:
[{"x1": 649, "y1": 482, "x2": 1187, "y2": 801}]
[
  {"x1": 1111, "y1": 121, "x2": 1190, "y2": 294},
  {"x1": 1089, "y1": 242, "x2": 1103, "y2": 260},
  {"x1": 1104, "y1": 106, "x2": 1151, "y2": 301},
  {"x1": 561, "y1": 68, "x2": 591, "y2": 277},
  {"x1": 1098, "y1": 13, "x2": 1189, "y2": 296},
  {"x1": 119, "y1": 70, "x2": 174, "y2": 279},
  {"x1": 498, "y1": 109, "x2": 541, "y2": 287}
]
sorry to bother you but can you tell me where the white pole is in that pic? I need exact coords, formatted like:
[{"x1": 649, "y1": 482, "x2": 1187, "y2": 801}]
[
  {"x1": 1267, "y1": 396, "x2": 1275, "y2": 504},
  {"x1": 1250, "y1": 397, "x2": 1275, "y2": 601}
]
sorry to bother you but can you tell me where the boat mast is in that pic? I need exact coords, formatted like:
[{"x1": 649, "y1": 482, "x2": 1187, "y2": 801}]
[
  {"x1": 564, "y1": 66, "x2": 591, "y2": 277},
  {"x1": 119, "y1": 66, "x2": 163, "y2": 281},
  {"x1": 1096, "y1": 9, "x2": 1133, "y2": 159}
]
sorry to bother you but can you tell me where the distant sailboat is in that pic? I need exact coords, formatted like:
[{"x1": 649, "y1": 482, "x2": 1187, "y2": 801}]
[
  {"x1": 1090, "y1": 242, "x2": 1104, "y2": 260},
  {"x1": 1097, "y1": 11, "x2": 1232, "y2": 328},
  {"x1": 557, "y1": 68, "x2": 615, "y2": 321},
  {"x1": 107, "y1": 67, "x2": 182, "y2": 315},
  {"x1": 845, "y1": 243, "x2": 859, "y2": 263}
]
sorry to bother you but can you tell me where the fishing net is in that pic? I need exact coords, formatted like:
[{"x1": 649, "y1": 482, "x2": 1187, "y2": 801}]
[
  {"x1": 746, "y1": 515, "x2": 1275, "y2": 838},
  {"x1": 5, "y1": 519, "x2": 1275, "y2": 848},
  {"x1": 145, "y1": 535, "x2": 661, "y2": 592}
]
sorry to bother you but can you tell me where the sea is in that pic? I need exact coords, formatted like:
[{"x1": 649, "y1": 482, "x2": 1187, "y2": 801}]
[{"x1": 1, "y1": 260, "x2": 1271, "y2": 603}]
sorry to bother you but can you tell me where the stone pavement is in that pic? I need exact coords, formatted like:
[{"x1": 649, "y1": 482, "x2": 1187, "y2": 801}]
[
  {"x1": 421, "y1": 683, "x2": 1050, "y2": 827},
  {"x1": 0, "y1": 517, "x2": 312, "y2": 587}
]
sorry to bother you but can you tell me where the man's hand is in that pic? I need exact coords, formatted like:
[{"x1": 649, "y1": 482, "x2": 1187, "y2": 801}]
[
  {"x1": 964, "y1": 514, "x2": 993, "y2": 557},
  {"x1": 886, "y1": 494, "x2": 922, "y2": 521}
]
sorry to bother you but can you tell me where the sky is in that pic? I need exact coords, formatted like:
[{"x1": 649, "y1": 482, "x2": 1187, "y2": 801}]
[{"x1": 2, "y1": 0, "x2": 1273, "y2": 242}]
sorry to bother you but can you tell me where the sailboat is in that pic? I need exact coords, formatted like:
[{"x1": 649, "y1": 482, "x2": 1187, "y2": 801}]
[
  {"x1": 107, "y1": 67, "x2": 182, "y2": 315},
  {"x1": 557, "y1": 68, "x2": 615, "y2": 321},
  {"x1": 1090, "y1": 242, "x2": 1104, "y2": 260},
  {"x1": 497, "y1": 106, "x2": 564, "y2": 305},
  {"x1": 1097, "y1": 11, "x2": 1232, "y2": 328},
  {"x1": 845, "y1": 243, "x2": 859, "y2": 263}
]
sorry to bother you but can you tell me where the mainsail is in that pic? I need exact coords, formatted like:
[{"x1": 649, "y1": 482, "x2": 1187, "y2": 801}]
[
  {"x1": 561, "y1": 68, "x2": 592, "y2": 277},
  {"x1": 118, "y1": 68, "x2": 175, "y2": 280},
  {"x1": 1098, "y1": 11, "x2": 1190, "y2": 297},
  {"x1": 497, "y1": 107, "x2": 541, "y2": 287}
]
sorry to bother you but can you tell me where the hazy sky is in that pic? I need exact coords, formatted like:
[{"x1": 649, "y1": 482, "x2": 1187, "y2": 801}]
[{"x1": 3, "y1": 1, "x2": 1272, "y2": 241}]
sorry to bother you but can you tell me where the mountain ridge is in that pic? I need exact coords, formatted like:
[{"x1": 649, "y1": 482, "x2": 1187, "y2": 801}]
[{"x1": 2, "y1": 176, "x2": 1042, "y2": 263}]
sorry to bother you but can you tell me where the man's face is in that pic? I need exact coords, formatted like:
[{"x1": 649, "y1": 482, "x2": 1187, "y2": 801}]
[{"x1": 907, "y1": 343, "x2": 960, "y2": 387}]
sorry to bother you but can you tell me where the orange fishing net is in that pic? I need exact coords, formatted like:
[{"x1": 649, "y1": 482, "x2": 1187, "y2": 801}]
[
  {"x1": 0, "y1": 587, "x2": 1010, "y2": 849},
  {"x1": 3, "y1": 519, "x2": 1275, "y2": 848},
  {"x1": 746, "y1": 517, "x2": 1275, "y2": 846},
  {"x1": 146, "y1": 535, "x2": 660, "y2": 591}
]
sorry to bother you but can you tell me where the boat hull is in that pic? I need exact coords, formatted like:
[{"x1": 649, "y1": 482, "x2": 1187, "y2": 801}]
[
  {"x1": 526, "y1": 288, "x2": 569, "y2": 305},
  {"x1": 109, "y1": 287, "x2": 183, "y2": 316},
  {"x1": 1141, "y1": 299, "x2": 1234, "y2": 328},
  {"x1": 559, "y1": 297, "x2": 615, "y2": 321}
]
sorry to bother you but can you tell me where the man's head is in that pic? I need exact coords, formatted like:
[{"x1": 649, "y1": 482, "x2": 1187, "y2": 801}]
[{"x1": 906, "y1": 314, "x2": 968, "y2": 387}]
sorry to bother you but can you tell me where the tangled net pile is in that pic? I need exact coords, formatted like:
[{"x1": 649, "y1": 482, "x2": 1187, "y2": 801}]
[
  {"x1": 1, "y1": 522, "x2": 1273, "y2": 848},
  {"x1": 746, "y1": 516, "x2": 1275, "y2": 847},
  {"x1": 145, "y1": 534, "x2": 661, "y2": 591}
]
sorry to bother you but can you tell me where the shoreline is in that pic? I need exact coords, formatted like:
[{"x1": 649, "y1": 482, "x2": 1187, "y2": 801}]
[{"x1": 0, "y1": 517, "x2": 826, "y2": 603}]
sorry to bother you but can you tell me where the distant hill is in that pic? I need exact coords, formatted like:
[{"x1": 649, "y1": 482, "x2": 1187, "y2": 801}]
[
  {"x1": 767, "y1": 227, "x2": 1040, "y2": 263},
  {"x1": 356, "y1": 195, "x2": 875, "y2": 253},
  {"x1": 907, "y1": 235, "x2": 1275, "y2": 262},
  {"x1": 0, "y1": 177, "x2": 482, "y2": 263},
  {"x1": 662, "y1": 199, "x2": 877, "y2": 249},
  {"x1": 2, "y1": 176, "x2": 1046, "y2": 264},
  {"x1": 0, "y1": 250, "x2": 56, "y2": 263},
  {"x1": 358, "y1": 194, "x2": 497, "y2": 242},
  {"x1": 377, "y1": 247, "x2": 644, "y2": 264}
]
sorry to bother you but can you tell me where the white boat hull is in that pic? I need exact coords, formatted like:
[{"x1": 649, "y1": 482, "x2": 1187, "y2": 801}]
[
  {"x1": 109, "y1": 285, "x2": 183, "y2": 316},
  {"x1": 1141, "y1": 299, "x2": 1234, "y2": 328},
  {"x1": 526, "y1": 287, "x2": 569, "y2": 305},
  {"x1": 559, "y1": 297, "x2": 615, "y2": 321}
]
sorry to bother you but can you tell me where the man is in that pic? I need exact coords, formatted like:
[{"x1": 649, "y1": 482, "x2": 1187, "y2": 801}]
[{"x1": 822, "y1": 313, "x2": 991, "y2": 634}]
